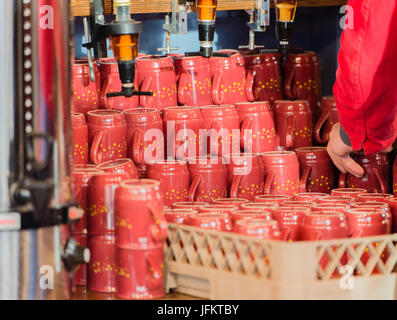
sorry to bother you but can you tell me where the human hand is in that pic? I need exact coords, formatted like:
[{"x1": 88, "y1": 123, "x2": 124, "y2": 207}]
[{"x1": 326, "y1": 123, "x2": 364, "y2": 178}]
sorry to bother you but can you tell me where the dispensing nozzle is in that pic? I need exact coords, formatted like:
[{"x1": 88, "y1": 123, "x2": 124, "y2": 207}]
[{"x1": 274, "y1": 0, "x2": 298, "y2": 56}]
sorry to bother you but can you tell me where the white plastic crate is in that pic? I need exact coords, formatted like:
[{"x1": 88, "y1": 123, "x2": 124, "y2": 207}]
[{"x1": 164, "y1": 224, "x2": 397, "y2": 300}]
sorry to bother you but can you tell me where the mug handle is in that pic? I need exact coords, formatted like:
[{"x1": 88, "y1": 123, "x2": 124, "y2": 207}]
[
  {"x1": 209, "y1": 121, "x2": 221, "y2": 156},
  {"x1": 177, "y1": 72, "x2": 190, "y2": 106},
  {"x1": 310, "y1": 231, "x2": 322, "y2": 241},
  {"x1": 82, "y1": 65, "x2": 91, "y2": 87},
  {"x1": 338, "y1": 172, "x2": 347, "y2": 188},
  {"x1": 280, "y1": 229, "x2": 291, "y2": 242},
  {"x1": 240, "y1": 117, "x2": 253, "y2": 151},
  {"x1": 373, "y1": 167, "x2": 388, "y2": 194},
  {"x1": 263, "y1": 170, "x2": 276, "y2": 195},
  {"x1": 188, "y1": 175, "x2": 202, "y2": 202},
  {"x1": 285, "y1": 114, "x2": 296, "y2": 149},
  {"x1": 314, "y1": 111, "x2": 331, "y2": 144},
  {"x1": 99, "y1": 79, "x2": 114, "y2": 110},
  {"x1": 300, "y1": 166, "x2": 311, "y2": 193},
  {"x1": 245, "y1": 69, "x2": 255, "y2": 102},
  {"x1": 148, "y1": 203, "x2": 168, "y2": 242},
  {"x1": 145, "y1": 252, "x2": 163, "y2": 290},
  {"x1": 130, "y1": 128, "x2": 144, "y2": 166},
  {"x1": 230, "y1": 175, "x2": 243, "y2": 199},
  {"x1": 90, "y1": 130, "x2": 105, "y2": 165},
  {"x1": 140, "y1": 76, "x2": 153, "y2": 108},
  {"x1": 212, "y1": 71, "x2": 224, "y2": 105},
  {"x1": 284, "y1": 67, "x2": 296, "y2": 100}
]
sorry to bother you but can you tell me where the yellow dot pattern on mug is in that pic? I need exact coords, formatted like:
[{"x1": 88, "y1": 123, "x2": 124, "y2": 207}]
[
  {"x1": 165, "y1": 188, "x2": 188, "y2": 202},
  {"x1": 296, "y1": 79, "x2": 319, "y2": 94},
  {"x1": 88, "y1": 203, "x2": 110, "y2": 218},
  {"x1": 185, "y1": 78, "x2": 211, "y2": 96},
  {"x1": 308, "y1": 175, "x2": 331, "y2": 192},
  {"x1": 221, "y1": 78, "x2": 247, "y2": 96},
  {"x1": 238, "y1": 182, "x2": 265, "y2": 197},
  {"x1": 73, "y1": 143, "x2": 89, "y2": 161},
  {"x1": 116, "y1": 267, "x2": 131, "y2": 279},
  {"x1": 294, "y1": 127, "x2": 313, "y2": 140},
  {"x1": 258, "y1": 78, "x2": 281, "y2": 93},
  {"x1": 394, "y1": 182, "x2": 397, "y2": 197},
  {"x1": 72, "y1": 88, "x2": 99, "y2": 105},
  {"x1": 197, "y1": 189, "x2": 227, "y2": 202},
  {"x1": 151, "y1": 84, "x2": 177, "y2": 102},
  {"x1": 89, "y1": 261, "x2": 115, "y2": 275},
  {"x1": 259, "y1": 128, "x2": 276, "y2": 144},
  {"x1": 116, "y1": 216, "x2": 133, "y2": 230},
  {"x1": 272, "y1": 179, "x2": 300, "y2": 195},
  {"x1": 100, "y1": 141, "x2": 128, "y2": 158}
]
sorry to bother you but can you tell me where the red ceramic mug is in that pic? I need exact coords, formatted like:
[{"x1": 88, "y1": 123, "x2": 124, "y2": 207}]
[
  {"x1": 226, "y1": 153, "x2": 264, "y2": 201},
  {"x1": 163, "y1": 106, "x2": 205, "y2": 161},
  {"x1": 212, "y1": 198, "x2": 250, "y2": 208},
  {"x1": 210, "y1": 49, "x2": 254, "y2": 105},
  {"x1": 235, "y1": 102, "x2": 277, "y2": 153},
  {"x1": 357, "y1": 193, "x2": 394, "y2": 203},
  {"x1": 136, "y1": 55, "x2": 177, "y2": 111},
  {"x1": 71, "y1": 113, "x2": 89, "y2": 166},
  {"x1": 331, "y1": 188, "x2": 368, "y2": 200},
  {"x1": 124, "y1": 108, "x2": 164, "y2": 175},
  {"x1": 283, "y1": 51, "x2": 321, "y2": 122},
  {"x1": 88, "y1": 172, "x2": 128, "y2": 235},
  {"x1": 115, "y1": 244, "x2": 165, "y2": 300},
  {"x1": 314, "y1": 96, "x2": 338, "y2": 144},
  {"x1": 147, "y1": 160, "x2": 190, "y2": 207},
  {"x1": 187, "y1": 156, "x2": 228, "y2": 203},
  {"x1": 164, "y1": 209, "x2": 198, "y2": 224},
  {"x1": 254, "y1": 195, "x2": 291, "y2": 204},
  {"x1": 273, "y1": 206, "x2": 310, "y2": 241},
  {"x1": 244, "y1": 52, "x2": 283, "y2": 104},
  {"x1": 279, "y1": 201, "x2": 315, "y2": 209},
  {"x1": 296, "y1": 147, "x2": 335, "y2": 194},
  {"x1": 115, "y1": 179, "x2": 167, "y2": 246},
  {"x1": 71, "y1": 168, "x2": 104, "y2": 235},
  {"x1": 199, "y1": 205, "x2": 239, "y2": 216},
  {"x1": 98, "y1": 58, "x2": 139, "y2": 111},
  {"x1": 87, "y1": 234, "x2": 116, "y2": 293},
  {"x1": 200, "y1": 105, "x2": 241, "y2": 158},
  {"x1": 262, "y1": 151, "x2": 301, "y2": 197},
  {"x1": 273, "y1": 100, "x2": 313, "y2": 150},
  {"x1": 240, "y1": 202, "x2": 278, "y2": 213},
  {"x1": 174, "y1": 55, "x2": 213, "y2": 106},
  {"x1": 350, "y1": 201, "x2": 390, "y2": 215},
  {"x1": 388, "y1": 197, "x2": 397, "y2": 233},
  {"x1": 71, "y1": 60, "x2": 101, "y2": 115},
  {"x1": 172, "y1": 202, "x2": 208, "y2": 210},
  {"x1": 188, "y1": 213, "x2": 233, "y2": 231},
  {"x1": 96, "y1": 159, "x2": 139, "y2": 179},
  {"x1": 87, "y1": 110, "x2": 128, "y2": 165},
  {"x1": 231, "y1": 210, "x2": 272, "y2": 226},
  {"x1": 73, "y1": 234, "x2": 88, "y2": 287},
  {"x1": 234, "y1": 219, "x2": 282, "y2": 240},
  {"x1": 300, "y1": 213, "x2": 349, "y2": 241},
  {"x1": 338, "y1": 152, "x2": 390, "y2": 194},
  {"x1": 317, "y1": 196, "x2": 354, "y2": 205},
  {"x1": 294, "y1": 192, "x2": 329, "y2": 203},
  {"x1": 393, "y1": 158, "x2": 397, "y2": 197},
  {"x1": 312, "y1": 203, "x2": 350, "y2": 214}
]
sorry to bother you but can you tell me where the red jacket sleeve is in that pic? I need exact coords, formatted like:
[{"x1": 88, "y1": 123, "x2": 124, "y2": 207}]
[{"x1": 334, "y1": 0, "x2": 397, "y2": 154}]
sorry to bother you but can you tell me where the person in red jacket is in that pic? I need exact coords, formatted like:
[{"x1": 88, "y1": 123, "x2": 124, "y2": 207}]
[{"x1": 327, "y1": 0, "x2": 397, "y2": 177}]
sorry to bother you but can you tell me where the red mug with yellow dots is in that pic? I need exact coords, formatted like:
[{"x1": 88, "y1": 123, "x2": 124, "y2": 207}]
[
  {"x1": 98, "y1": 58, "x2": 139, "y2": 111},
  {"x1": 71, "y1": 168, "x2": 104, "y2": 235},
  {"x1": 283, "y1": 51, "x2": 321, "y2": 122},
  {"x1": 87, "y1": 234, "x2": 116, "y2": 293},
  {"x1": 71, "y1": 113, "x2": 89, "y2": 166},
  {"x1": 235, "y1": 101, "x2": 276, "y2": 153},
  {"x1": 164, "y1": 209, "x2": 198, "y2": 224},
  {"x1": 174, "y1": 55, "x2": 213, "y2": 106},
  {"x1": 135, "y1": 55, "x2": 177, "y2": 111},
  {"x1": 187, "y1": 213, "x2": 233, "y2": 231},
  {"x1": 273, "y1": 207, "x2": 310, "y2": 241},
  {"x1": 231, "y1": 210, "x2": 272, "y2": 226},
  {"x1": 244, "y1": 51, "x2": 283, "y2": 104},
  {"x1": 296, "y1": 147, "x2": 335, "y2": 194},
  {"x1": 87, "y1": 172, "x2": 127, "y2": 235},
  {"x1": 71, "y1": 60, "x2": 101, "y2": 115},
  {"x1": 273, "y1": 100, "x2": 313, "y2": 150},
  {"x1": 73, "y1": 234, "x2": 88, "y2": 286},
  {"x1": 234, "y1": 219, "x2": 282, "y2": 240},
  {"x1": 210, "y1": 49, "x2": 254, "y2": 105},
  {"x1": 262, "y1": 151, "x2": 301, "y2": 197},
  {"x1": 356, "y1": 193, "x2": 394, "y2": 203},
  {"x1": 115, "y1": 180, "x2": 167, "y2": 246},
  {"x1": 97, "y1": 159, "x2": 139, "y2": 179},
  {"x1": 314, "y1": 96, "x2": 339, "y2": 144},
  {"x1": 115, "y1": 244, "x2": 165, "y2": 300},
  {"x1": 338, "y1": 152, "x2": 390, "y2": 194},
  {"x1": 187, "y1": 156, "x2": 228, "y2": 203},
  {"x1": 200, "y1": 105, "x2": 240, "y2": 158},
  {"x1": 87, "y1": 110, "x2": 128, "y2": 165},
  {"x1": 147, "y1": 160, "x2": 190, "y2": 207},
  {"x1": 124, "y1": 108, "x2": 164, "y2": 176},
  {"x1": 226, "y1": 153, "x2": 264, "y2": 201},
  {"x1": 163, "y1": 106, "x2": 205, "y2": 161}
]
